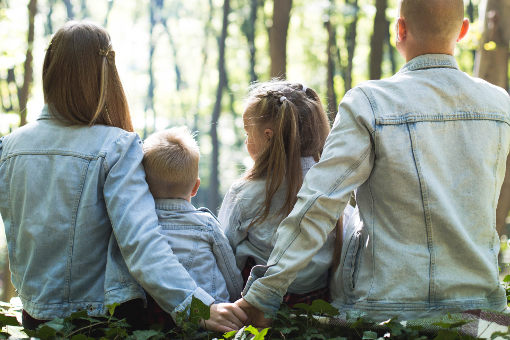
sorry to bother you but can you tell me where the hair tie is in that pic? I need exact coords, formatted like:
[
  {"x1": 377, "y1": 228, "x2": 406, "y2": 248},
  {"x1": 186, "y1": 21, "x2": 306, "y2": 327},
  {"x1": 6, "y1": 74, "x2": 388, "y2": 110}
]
[
  {"x1": 302, "y1": 85, "x2": 307, "y2": 92},
  {"x1": 99, "y1": 45, "x2": 112, "y2": 57},
  {"x1": 279, "y1": 96, "x2": 287, "y2": 103}
]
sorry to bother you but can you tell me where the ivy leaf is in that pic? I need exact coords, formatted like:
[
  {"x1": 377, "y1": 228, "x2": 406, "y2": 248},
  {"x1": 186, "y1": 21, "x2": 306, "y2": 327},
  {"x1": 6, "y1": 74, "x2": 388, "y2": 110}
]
[
  {"x1": 34, "y1": 325, "x2": 58, "y2": 340},
  {"x1": 503, "y1": 275, "x2": 510, "y2": 283},
  {"x1": 223, "y1": 330, "x2": 237, "y2": 338},
  {"x1": 252, "y1": 327, "x2": 269, "y2": 340},
  {"x1": 71, "y1": 334, "x2": 94, "y2": 340},
  {"x1": 189, "y1": 297, "x2": 210, "y2": 324},
  {"x1": 107, "y1": 303, "x2": 120, "y2": 316},
  {"x1": 0, "y1": 314, "x2": 19, "y2": 327},
  {"x1": 362, "y1": 330, "x2": 378, "y2": 339},
  {"x1": 131, "y1": 329, "x2": 163, "y2": 340},
  {"x1": 307, "y1": 299, "x2": 339, "y2": 316}
]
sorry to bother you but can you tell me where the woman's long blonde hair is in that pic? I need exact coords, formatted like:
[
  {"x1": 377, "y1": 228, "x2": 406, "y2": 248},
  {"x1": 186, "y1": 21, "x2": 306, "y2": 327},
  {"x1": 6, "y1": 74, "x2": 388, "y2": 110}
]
[
  {"x1": 42, "y1": 21, "x2": 133, "y2": 131},
  {"x1": 244, "y1": 81, "x2": 330, "y2": 228}
]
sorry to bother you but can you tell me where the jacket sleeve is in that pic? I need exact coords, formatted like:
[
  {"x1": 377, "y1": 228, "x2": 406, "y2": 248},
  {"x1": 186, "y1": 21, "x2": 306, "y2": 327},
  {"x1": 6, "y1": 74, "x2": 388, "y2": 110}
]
[
  {"x1": 218, "y1": 185, "x2": 248, "y2": 252},
  {"x1": 242, "y1": 87, "x2": 376, "y2": 314},
  {"x1": 209, "y1": 217, "x2": 244, "y2": 301},
  {"x1": 103, "y1": 132, "x2": 214, "y2": 320}
]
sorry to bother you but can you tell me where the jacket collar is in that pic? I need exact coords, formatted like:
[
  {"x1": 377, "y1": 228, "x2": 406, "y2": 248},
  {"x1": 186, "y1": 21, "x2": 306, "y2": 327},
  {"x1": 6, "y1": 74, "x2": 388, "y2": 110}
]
[
  {"x1": 37, "y1": 105, "x2": 53, "y2": 121},
  {"x1": 398, "y1": 54, "x2": 459, "y2": 74},
  {"x1": 155, "y1": 198, "x2": 195, "y2": 212}
]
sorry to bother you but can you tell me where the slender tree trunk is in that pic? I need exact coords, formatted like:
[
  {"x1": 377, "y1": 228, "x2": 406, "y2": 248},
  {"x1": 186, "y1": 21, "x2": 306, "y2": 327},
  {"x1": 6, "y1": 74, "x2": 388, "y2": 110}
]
[
  {"x1": 324, "y1": 3, "x2": 338, "y2": 121},
  {"x1": 474, "y1": 0, "x2": 510, "y2": 236},
  {"x1": 80, "y1": 0, "x2": 89, "y2": 19},
  {"x1": 369, "y1": 0, "x2": 387, "y2": 80},
  {"x1": 18, "y1": 0, "x2": 37, "y2": 127},
  {"x1": 343, "y1": 0, "x2": 359, "y2": 92},
  {"x1": 210, "y1": 0, "x2": 230, "y2": 212},
  {"x1": 63, "y1": 0, "x2": 74, "y2": 19},
  {"x1": 103, "y1": 0, "x2": 114, "y2": 27},
  {"x1": 45, "y1": 0, "x2": 55, "y2": 36},
  {"x1": 194, "y1": 0, "x2": 214, "y2": 135},
  {"x1": 244, "y1": 0, "x2": 259, "y2": 83},
  {"x1": 269, "y1": 0, "x2": 292, "y2": 78},
  {"x1": 144, "y1": 0, "x2": 157, "y2": 138}
]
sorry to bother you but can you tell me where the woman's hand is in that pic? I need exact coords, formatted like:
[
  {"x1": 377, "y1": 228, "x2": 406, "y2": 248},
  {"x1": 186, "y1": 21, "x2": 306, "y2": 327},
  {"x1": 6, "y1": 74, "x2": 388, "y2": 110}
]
[
  {"x1": 234, "y1": 298, "x2": 272, "y2": 328},
  {"x1": 202, "y1": 303, "x2": 249, "y2": 332}
]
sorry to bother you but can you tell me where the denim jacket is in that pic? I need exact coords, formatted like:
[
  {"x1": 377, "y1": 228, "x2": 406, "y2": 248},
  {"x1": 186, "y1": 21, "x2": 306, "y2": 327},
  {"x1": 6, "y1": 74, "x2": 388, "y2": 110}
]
[
  {"x1": 0, "y1": 107, "x2": 214, "y2": 320},
  {"x1": 219, "y1": 157, "x2": 352, "y2": 294},
  {"x1": 155, "y1": 198, "x2": 243, "y2": 302},
  {"x1": 243, "y1": 54, "x2": 510, "y2": 320}
]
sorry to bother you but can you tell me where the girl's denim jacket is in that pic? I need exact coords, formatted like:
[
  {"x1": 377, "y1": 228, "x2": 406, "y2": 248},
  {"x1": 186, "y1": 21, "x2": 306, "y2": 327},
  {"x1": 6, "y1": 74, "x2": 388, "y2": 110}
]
[
  {"x1": 155, "y1": 198, "x2": 243, "y2": 302},
  {"x1": 219, "y1": 157, "x2": 352, "y2": 294},
  {"x1": 0, "y1": 108, "x2": 214, "y2": 320},
  {"x1": 243, "y1": 54, "x2": 510, "y2": 320}
]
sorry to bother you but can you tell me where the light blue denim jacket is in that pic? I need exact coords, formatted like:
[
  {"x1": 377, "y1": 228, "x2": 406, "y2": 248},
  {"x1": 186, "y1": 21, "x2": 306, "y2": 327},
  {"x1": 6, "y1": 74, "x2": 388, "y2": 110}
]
[
  {"x1": 243, "y1": 54, "x2": 510, "y2": 320},
  {"x1": 0, "y1": 107, "x2": 214, "y2": 320},
  {"x1": 219, "y1": 157, "x2": 344, "y2": 294},
  {"x1": 155, "y1": 198, "x2": 243, "y2": 302}
]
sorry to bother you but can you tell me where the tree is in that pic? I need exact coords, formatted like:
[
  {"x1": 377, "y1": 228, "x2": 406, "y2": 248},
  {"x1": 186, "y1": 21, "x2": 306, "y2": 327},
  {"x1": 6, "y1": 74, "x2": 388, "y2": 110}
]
[
  {"x1": 242, "y1": 0, "x2": 261, "y2": 83},
  {"x1": 209, "y1": 0, "x2": 230, "y2": 212},
  {"x1": 18, "y1": 0, "x2": 37, "y2": 127},
  {"x1": 369, "y1": 0, "x2": 388, "y2": 80},
  {"x1": 340, "y1": 0, "x2": 359, "y2": 92},
  {"x1": 269, "y1": 0, "x2": 292, "y2": 78},
  {"x1": 474, "y1": 0, "x2": 510, "y2": 237},
  {"x1": 324, "y1": 0, "x2": 338, "y2": 121}
]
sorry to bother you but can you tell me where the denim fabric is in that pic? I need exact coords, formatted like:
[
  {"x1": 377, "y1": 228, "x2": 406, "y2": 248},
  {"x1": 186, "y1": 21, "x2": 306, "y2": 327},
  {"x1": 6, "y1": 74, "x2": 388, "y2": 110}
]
[
  {"x1": 219, "y1": 157, "x2": 352, "y2": 294},
  {"x1": 155, "y1": 198, "x2": 243, "y2": 302},
  {"x1": 243, "y1": 54, "x2": 510, "y2": 320},
  {"x1": 0, "y1": 107, "x2": 214, "y2": 320}
]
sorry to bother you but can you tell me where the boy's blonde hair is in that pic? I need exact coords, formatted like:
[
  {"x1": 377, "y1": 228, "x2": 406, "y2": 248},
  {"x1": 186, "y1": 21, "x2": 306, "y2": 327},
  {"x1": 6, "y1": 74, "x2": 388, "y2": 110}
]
[{"x1": 143, "y1": 127, "x2": 200, "y2": 198}]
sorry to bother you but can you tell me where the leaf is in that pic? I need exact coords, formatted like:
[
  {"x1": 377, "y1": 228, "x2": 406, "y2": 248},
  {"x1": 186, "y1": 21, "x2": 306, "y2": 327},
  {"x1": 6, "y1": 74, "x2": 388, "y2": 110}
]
[
  {"x1": 43, "y1": 317, "x2": 65, "y2": 332},
  {"x1": 107, "y1": 303, "x2": 120, "y2": 316},
  {"x1": 0, "y1": 314, "x2": 19, "y2": 327},
  {"x1": 278, "y1": 326, "x2": 299, "y2": 334},
  {"x1": 131, "y1": 329, "x2": 162, "y2": 340},
  {"x1": 34, "y1": 325, "x2": 58, "y2": 340},
  {"x1": 504, "y1": 275, "x2": 510, "y2": 283},
  {"x1": 253, "y1": 327, "x2": 269, "y2": 340},
  {"x1": 223, "y1": 330, "x2": 237, "y2": 338},
  {"x1": 71, "y1": 334, "x2": 93, "y2": 340},
  {"x1": 189, "y1": 296, "x2": 210, "y2": 323},
  {"x1": 244, "y1": 325, "x2": 259, "y2": 335},
  {"x1": 293, "y1": 303, "x2": 311, "y2": 313},
  {"x1": 362, "y1": 330, "x2": 378, "y2": 339},
  {"x1": 307, "y1": 299, "x2": 339, "y2": 316}
]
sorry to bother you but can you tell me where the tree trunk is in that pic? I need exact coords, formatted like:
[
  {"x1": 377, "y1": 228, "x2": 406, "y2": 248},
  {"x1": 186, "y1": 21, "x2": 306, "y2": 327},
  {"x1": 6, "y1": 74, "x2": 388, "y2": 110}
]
[
  {"x1": 209, "y1": 0, "x2": 230, "y2": 212},
  {"x1": 45, "y1": 0, "x2": 55, "y2": 36},
  {"x1": 473, "y1": 0, "x2": 510, "y2": 236},
  {"x1": 342, "y1": 0, "x2": 359, "y2": 92},
  {"x1": 63, "y1": 0, "x2": 74, "y2": 19},
  {"x1": 369, "y1": 0, "x2": 387, "y2": 80},
  {"x1": 269, "y1": 0, "x2": 292, "y2": 78},
  {"x1": 103, "y1": 0, "x2": 114, "y2": 27},
  {"x1": 243, "y1": 0, "x2": 259, "y2": 83},
  {"x1": 144, "y1": 0, "x2": 157, "y2": 138},
  {"x1": 324, "y1": 3, "x2": 338, "y2": 121},
  {"x1": 17, "y1": 0, "x2": 37, "y2": 127}
]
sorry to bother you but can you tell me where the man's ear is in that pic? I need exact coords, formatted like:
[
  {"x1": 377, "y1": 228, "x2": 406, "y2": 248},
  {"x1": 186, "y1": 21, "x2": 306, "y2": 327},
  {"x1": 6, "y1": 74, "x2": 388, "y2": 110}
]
[
  {"x1": 396, "y1": 17, "x2": 407, "y2": 42},
  {"x1": 191, "y1": 178, "x2": 201, "y2": 197},
  {"x1": 264, "y1": 128, "x2": 273, "y2": 141},
  {"x1": 457, "y1": 18, "x2": 469, "y2": 42}
]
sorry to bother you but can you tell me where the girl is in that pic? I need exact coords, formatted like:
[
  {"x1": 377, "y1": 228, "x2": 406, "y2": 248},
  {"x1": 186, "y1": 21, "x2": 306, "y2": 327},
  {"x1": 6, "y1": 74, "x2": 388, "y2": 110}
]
[
  {"x1": 219, "y1": 81, "x2": 354, "y2": 304},
  {"x1": 0, "y1": 21, "x2": 245, "y2": 332}
]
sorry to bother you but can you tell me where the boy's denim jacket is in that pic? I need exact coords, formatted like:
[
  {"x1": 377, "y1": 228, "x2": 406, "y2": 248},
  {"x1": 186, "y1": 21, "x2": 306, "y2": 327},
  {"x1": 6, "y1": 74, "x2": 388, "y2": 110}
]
[
  {"x1": 243, "y1": 54, "x2": 510, "y2": 320},
  {"x1": 219, "y1": 157, "x2": 340, "y2": 294},
  {"x1": 0, "y1": 108, "x2": 214, "y2": 320},
  {"x1": 155, "y1": 198, "x2": 243, "y2": 302}
]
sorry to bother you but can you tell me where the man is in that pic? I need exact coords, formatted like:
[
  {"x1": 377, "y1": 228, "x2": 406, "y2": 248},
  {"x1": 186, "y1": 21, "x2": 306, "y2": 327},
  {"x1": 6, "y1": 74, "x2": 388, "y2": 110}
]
[{"x1": 237, "y1": 0, "x2": 510, "y2": 325}]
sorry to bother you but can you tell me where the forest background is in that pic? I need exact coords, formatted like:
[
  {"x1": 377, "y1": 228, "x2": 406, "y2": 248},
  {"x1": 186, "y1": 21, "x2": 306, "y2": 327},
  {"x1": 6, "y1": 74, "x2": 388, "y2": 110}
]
[{"x1": 0, "y1": 0, "x2": 509, "y2": 303}]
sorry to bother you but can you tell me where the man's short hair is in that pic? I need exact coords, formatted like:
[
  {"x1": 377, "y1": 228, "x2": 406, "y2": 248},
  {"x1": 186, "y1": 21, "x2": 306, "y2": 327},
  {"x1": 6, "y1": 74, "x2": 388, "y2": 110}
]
[{"x1": 143, "y1": 127, "x2": 199, "y2": 198}]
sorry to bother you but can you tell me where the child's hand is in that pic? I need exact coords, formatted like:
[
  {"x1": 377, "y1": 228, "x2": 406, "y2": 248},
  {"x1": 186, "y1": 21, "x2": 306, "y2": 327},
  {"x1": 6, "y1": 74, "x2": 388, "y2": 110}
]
[
  {"x1": 234, "y1": 298, "x2": 272, "y2": 328},
  {"x1": 202, "y1": 303, "x2": 248, "y2": 332}
]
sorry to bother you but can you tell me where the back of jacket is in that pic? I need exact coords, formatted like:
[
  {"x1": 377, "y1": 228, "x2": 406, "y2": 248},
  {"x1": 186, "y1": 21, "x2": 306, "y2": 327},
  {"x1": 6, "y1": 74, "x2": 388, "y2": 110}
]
[
  {"x1": 0, "y1": 108, "x2": 214, "y2": 320},
  {"x1": 242, "y1": 54, "x2": 510, "y2": 319}
]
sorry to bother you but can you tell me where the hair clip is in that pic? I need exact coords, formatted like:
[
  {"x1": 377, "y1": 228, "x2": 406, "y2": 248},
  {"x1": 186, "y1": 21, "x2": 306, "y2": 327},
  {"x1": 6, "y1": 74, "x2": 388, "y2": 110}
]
[
  {"x1": 99, "y1": 45, "x2": 112, "y2": 57},
  {"x1": 279, "y1": 96, "x2": 287, "y2": 103}
]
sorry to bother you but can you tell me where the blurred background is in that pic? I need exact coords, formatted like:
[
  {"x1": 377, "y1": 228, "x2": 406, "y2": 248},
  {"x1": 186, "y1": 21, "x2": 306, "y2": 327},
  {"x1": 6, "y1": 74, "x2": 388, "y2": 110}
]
[{"x1": 1, "y1": 0, "x2": 509, "y2": 301}]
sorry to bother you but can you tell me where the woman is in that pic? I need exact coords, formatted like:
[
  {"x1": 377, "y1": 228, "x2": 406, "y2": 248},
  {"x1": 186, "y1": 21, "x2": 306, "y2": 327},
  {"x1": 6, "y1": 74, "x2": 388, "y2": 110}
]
[{"x1": 0, "y1": 21, "x2": 245, "y2": 332}]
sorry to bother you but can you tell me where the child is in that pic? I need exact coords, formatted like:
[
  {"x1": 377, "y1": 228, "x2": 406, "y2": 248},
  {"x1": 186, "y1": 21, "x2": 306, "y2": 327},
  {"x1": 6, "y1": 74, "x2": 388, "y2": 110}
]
[
  {"x1": 142, "y1": 127, "x2": 243, "y2": 305},
  {"x1": 218, "y1": 81, "x2": 354, "y2": 304}
]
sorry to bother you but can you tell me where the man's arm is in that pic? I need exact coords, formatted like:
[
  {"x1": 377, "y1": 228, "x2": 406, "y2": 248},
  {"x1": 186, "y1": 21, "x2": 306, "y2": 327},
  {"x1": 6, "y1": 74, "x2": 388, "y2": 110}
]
[{"x1": 240, "y1": 87, "x2": 376, "y2": 319}]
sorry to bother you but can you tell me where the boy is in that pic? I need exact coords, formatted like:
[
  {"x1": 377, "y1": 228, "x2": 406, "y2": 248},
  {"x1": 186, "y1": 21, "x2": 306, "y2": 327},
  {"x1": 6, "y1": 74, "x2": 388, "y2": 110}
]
[
  {"x1": 238, "y1": 0, "x2": 510, "y2": 325},
  {"x1": 142, "y1": 127, "x2": 243, "y2": 305}
]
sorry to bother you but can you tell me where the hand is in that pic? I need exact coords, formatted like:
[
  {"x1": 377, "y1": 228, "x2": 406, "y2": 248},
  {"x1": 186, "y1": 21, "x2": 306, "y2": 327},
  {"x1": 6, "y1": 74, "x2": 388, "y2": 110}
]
[
  {"x1": 202, "y1": 303, "x2": 248, "y2": 333},
  {"x1": 234, "y1": 298, "x2": 272, "y2": 328}
]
